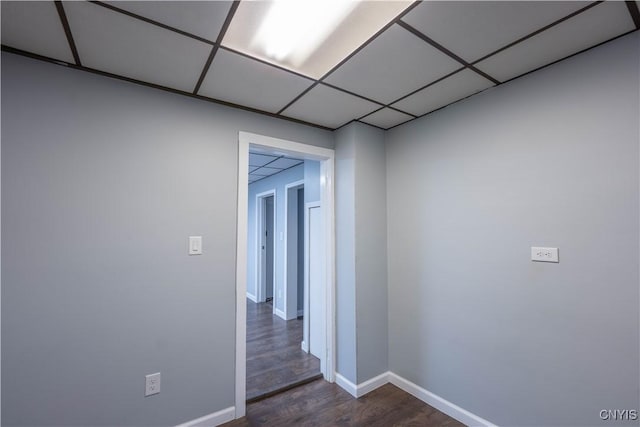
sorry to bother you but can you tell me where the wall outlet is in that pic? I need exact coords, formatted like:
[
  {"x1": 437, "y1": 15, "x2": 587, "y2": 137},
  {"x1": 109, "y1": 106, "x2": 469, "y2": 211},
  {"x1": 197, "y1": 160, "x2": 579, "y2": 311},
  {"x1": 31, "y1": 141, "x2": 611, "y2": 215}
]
[
  {"x1": 145, "y1": 372, "x2": 161, "y2": 397},
  {"x1": 531, "y1": 247, "x2": 559, "y2": 263}
]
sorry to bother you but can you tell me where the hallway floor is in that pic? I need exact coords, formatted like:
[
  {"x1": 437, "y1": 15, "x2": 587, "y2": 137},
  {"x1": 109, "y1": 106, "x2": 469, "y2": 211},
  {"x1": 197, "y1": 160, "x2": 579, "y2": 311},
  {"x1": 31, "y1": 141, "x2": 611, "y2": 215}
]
[
  {"x1": 227, "y1": 377, "x2": 465, "y2": 426},
  {"x1": 246, "y1": 299, "x2": 321, "y2": 402}
]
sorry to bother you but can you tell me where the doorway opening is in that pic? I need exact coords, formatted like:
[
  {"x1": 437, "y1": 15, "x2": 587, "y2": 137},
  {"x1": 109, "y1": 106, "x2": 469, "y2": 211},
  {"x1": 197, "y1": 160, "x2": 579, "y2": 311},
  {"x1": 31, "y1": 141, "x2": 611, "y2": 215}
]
[
  {"x1": 256, "y1": 191, "x2": 275, "y2": 307},
  {"x1": 235, "y1": 132, "x2": 335, "y2": 418}
]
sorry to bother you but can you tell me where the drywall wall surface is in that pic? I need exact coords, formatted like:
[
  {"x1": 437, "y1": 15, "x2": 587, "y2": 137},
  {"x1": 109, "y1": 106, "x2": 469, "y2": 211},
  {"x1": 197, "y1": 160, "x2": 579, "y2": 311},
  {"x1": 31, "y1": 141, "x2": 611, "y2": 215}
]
[
  {"x1": 1, "y1": 52, "x2": 332, "y2": 426},
  {"x1": 334, "y1": 122, "x2": 389, "y2": 385},
  {"x1": 386, "y1": 32, "x2": 639, "y2": 426},
  {"x1": 246, "y1": 165, "x2": 304, "y2": 312},
  {"x1": 334, "y1": 124, "x2": 357, "y2": 383},
  {"x1": 352, "y1": 123, "x2": 388, "y2": 384}
]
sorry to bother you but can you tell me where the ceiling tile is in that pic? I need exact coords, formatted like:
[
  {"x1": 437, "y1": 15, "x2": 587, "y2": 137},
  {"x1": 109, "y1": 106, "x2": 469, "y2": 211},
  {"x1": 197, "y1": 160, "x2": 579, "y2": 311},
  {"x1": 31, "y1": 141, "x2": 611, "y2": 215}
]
[
  {"x1": 267, "y1": 158, "x2": 304, "y2": 169},
  {"x1": 282, "y1": 84, "x2": 380, "y2": 129},
  {"x1": 360, "y1": 108, "x2": 414, "y2": 129},
  {"x1": 103, "y1": 1, "x2": 232, "y2": 42},
  {"x1": 402, "y1": 1, "x2": 587, "y2": 63},
  {"x1": 63, "y1": 1, "x2": 211, "y2": 92},
  {"x1": 249, "y1": 153, "x2": 277, "y2": 167},
  {"x1": 198, "y1": 49, "x2": 314, "y2": 113},
  {"x1": 325, "y1": 24, "x2": 461, "y2": 104},
  {"x1": 475, "y1": 2, "x2": 636, "y2": 82},
  {"x1": 392, "y1": 69, "x2": 495, "y2": 116},
  {"x1": 1, "y1": 1, "x2": 74, "y2": 63}
]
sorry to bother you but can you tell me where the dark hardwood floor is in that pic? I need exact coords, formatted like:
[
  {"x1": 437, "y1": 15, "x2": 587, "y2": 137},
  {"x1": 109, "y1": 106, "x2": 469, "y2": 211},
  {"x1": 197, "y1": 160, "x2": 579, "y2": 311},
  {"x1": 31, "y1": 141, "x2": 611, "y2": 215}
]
[
  {"x1": 246, "y1": 299, "x2": 321, "y2": 402},
  {"x1": 226, "y1": 377, "x2": 466, "y2": 426}
]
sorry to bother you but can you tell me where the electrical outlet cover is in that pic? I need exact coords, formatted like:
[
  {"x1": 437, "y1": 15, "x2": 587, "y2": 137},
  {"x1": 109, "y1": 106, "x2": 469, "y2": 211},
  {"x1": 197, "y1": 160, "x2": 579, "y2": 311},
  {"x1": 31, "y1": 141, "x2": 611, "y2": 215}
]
[{"x1": 145, "y1": 372, "x2": 161, "y2": 397}]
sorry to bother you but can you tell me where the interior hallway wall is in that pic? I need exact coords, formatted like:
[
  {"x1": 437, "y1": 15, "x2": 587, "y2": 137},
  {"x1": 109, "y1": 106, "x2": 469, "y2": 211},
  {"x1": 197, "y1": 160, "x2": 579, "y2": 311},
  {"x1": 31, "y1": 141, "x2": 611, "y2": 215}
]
[
  {"x1": 335, "y1": 122, "x2": 389, "y2": 384},
  {"x1": 385, "y1": 32, "x2": 639, "y2": 426},
  {"x1": 1, "y1": 52, "x2": 332, "y2": 427},
  {"x1": 246, "y1": 164, "x2": 304, "y2": 313}
]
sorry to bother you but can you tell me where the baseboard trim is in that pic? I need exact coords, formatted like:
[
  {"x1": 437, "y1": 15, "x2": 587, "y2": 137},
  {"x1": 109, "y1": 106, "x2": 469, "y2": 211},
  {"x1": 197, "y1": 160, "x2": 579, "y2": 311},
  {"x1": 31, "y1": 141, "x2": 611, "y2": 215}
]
[
  {"x1": 297, "y1": 309, "x2": 304, "y2": 317},
  {"x1": 175, "y1": 406, "x2": 235, "y2": 427},
  {"x1": 274, "y1": 308, "x2": 287, "y2": 320},
  {"x1": 388, "y1": 373, "x2": 496, "y2": 427},
  {"x1": 335, "y1": 372, "x2": 389, "y2": 398},
  {"x1": 246, "y1": 293, "x2": 257, "y2": 303},
  {"x1": 335, "y1": 373, "x2": 358, "y2": 397}
]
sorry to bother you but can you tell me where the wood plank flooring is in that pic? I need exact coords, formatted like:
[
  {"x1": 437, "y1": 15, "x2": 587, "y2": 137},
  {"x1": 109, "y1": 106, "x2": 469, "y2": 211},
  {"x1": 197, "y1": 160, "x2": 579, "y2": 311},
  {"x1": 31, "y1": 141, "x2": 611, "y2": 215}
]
[
  {"x1": 226, "y1": 377, "x2": 466, "y2": 426},
  {"x1": 246, "y1": 300, "x2": 320, "y2": 402}
]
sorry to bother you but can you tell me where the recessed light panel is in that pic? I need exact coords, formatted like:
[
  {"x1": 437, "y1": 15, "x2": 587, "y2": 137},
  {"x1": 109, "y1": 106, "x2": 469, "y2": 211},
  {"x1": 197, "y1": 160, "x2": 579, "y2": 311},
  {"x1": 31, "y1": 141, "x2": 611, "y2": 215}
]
[{"x1": 222, "y1": 0, "x2": 413, "y2": 79}]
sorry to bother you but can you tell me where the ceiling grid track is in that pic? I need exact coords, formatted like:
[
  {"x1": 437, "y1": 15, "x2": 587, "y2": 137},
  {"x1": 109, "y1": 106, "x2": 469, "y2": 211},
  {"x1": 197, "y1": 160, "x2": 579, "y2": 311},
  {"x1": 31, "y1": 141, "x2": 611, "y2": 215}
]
[
  {"x1": 396, "y1": 20, "x2": 500, "y2": 84},
  {"x1": 54, "y1": 1, "x2": 81, "y2": 66},
  {"x1": 193, "y1": 0, "x2": 240, "y2": 94},
  {"x1": 90, "y1": 1, "x2": 216, "y2": 45},
  {"x1": 625, "y1": 1, "x2": 640, "y2": 28}
]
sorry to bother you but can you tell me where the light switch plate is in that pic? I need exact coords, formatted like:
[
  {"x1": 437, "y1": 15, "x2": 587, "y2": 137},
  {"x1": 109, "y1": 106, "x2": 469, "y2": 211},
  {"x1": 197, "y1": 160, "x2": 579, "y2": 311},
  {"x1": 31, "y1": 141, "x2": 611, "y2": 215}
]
[
  {"x1": 531, "y1": 247, "x2": 559, "y2": 263},
  {"x1": 145, "y1": 372, "x2": 161, "y2": 397},
  {"x1": 189, "y1": 236, "x2": 202, "y2": 255}
]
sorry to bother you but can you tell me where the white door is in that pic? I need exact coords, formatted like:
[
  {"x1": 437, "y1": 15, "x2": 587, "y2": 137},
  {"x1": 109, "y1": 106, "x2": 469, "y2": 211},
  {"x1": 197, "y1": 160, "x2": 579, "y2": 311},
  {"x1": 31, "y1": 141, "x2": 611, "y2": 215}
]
[{"x1": 307, "y1": 204, "x2": 324, "y2": 363}]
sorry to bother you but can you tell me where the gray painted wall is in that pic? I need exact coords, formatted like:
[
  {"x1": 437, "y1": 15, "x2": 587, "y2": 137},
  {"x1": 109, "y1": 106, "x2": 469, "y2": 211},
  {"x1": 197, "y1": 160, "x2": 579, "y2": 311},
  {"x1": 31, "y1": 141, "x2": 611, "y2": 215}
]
[
  {"x1": 1, "y1": 52, "x2": 332, "y2": 427},
  {"x1": 352, "y1": 123, "x2": 388, "y2": 383},
  {"x1": 335, "y1": 125, "x2": 357, "y2": 383},
  {"x1": 386, "y1": 32, "x2": 639, "y2": 426},
  {"x1": 304, "y1": 160, "x2": 321, "y2": 203},
  {"x1": 246, "y1": 164, "x2": 304, "y2": 313},
  {"x1": 334, "y1": 122, "x2": 389, "y2": 384}
]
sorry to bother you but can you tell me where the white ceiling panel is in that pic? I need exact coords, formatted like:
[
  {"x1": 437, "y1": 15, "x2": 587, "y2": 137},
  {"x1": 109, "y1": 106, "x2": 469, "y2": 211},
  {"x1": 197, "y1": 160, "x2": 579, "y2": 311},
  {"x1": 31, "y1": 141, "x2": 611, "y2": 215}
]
[
  {"x1": 402, "y1": 1, "x2": 587, "y2": 63},
  {"x1": 1, "y1": 1, "x2": 75, "y2": 63},
  {"x1": 282, "y1": 84, "x2": 380, "y2": 129},
  {"x1": 325, "y1": 24, "x2": 461, "y2": 104},
  {"x1": 198, "y1": 49, "x2": 314, "y2": 113},
  {"x1": 63, "y1": 1, "x2": 211, "y2": 92},
  {"x1": 103, "y1": 1, "x2": 232, "y2": 42},
  {"x1": 267, "y1": 158, "x2": 304, "y2": 169},
  {"x1": 360, "y1": 108, "x2": 414, "y2": 129},
  {"x1": 249, "y1": 153, "x2": 277, "y2": 167},
  {"x1": 475, "y1": 2, "x2": 635, "y2": 82},
  {"x1": 392, "y1": 69, "x2": 495, "y2": 116}
]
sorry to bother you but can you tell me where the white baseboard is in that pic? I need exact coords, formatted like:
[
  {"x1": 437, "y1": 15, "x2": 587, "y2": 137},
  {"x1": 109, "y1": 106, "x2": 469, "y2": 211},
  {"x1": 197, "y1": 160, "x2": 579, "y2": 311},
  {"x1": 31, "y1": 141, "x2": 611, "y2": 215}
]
[
  {"x1": 274, "y1": 308, "x2": 287, "y2": 320},
  {"x1": 335, "y1": 372, "x2": 389, "y2": 398},
  {"x1": 175, "y1": 406, "x2": 235, "y2": 427},
  {"x1": 301, "y1": 341, "x2": 308, "y2": 352},
  {"x1": 297, "y1": 309, "x2": 304, "y2": 317},
  {"x1": 388, "y1": 373, "x2": 496, "y2": 427},
  {"x1": 246, "y1": 293, "x2": 257, "y2": 303},
  {"x1": 335, "y1": 373, "x2": 358, "y2": 397}
]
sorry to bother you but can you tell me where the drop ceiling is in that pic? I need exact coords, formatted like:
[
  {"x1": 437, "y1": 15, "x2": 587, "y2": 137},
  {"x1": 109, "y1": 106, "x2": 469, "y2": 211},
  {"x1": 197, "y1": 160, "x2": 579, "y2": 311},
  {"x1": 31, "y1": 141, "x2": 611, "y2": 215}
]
[
  {"x1": 1, "y1": 1, "x2": 638, "y2": 131},
  {"x1": 248, "y1": 152, "x2": 305, "y2": 184}
]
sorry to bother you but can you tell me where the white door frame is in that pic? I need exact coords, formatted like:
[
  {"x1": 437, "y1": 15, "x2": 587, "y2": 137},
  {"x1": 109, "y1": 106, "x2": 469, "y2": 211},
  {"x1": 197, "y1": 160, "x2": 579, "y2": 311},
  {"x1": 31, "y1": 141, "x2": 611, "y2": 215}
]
[
  {"x1": 255, "y1": 189, "x2": 276, "y2": 305},
  {"x1": 284, "y1": 180, "x2": 305, "y2": 321},
  {"x1": 235, "y1": 131, "x2": 335, "y2": 418},
  {"x1": 302, "y1": 201, "x2": 321, "y2": 355}
]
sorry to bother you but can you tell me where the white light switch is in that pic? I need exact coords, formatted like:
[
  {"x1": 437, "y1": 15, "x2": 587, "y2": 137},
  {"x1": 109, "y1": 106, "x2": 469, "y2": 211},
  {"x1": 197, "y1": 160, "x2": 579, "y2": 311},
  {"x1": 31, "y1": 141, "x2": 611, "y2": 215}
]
[
  {"x1": 189, "y1": 236, "x2": 202, "y2": 255},
  {"x1": 531, "y1": 247, "x2": 559, "y2": 263}
]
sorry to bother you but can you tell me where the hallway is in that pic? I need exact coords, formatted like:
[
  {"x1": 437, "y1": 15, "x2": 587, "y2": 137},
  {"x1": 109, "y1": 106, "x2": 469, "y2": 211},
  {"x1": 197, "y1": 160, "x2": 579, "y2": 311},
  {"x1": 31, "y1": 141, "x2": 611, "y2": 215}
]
[{"x1": 246, "y1": 300, "x2": 321, "y2": 402}]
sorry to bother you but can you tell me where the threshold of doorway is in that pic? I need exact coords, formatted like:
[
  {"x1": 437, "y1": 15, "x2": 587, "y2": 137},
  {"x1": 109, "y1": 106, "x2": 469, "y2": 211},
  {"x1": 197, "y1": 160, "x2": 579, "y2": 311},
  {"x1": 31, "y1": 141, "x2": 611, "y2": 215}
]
[{"x1": 246, "y1": 373, "x2": 324, "y2": 404}]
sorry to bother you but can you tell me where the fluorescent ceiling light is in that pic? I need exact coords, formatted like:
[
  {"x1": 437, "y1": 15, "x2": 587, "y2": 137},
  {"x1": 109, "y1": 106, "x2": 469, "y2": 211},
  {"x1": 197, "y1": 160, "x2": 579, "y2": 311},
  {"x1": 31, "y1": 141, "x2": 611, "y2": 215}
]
[
  {"x1": 252, "y1": 0, "x2": 357, "y2": 66},
  {"x1": 223, "y1": 1, "x2": 414, "y2": 79}
]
